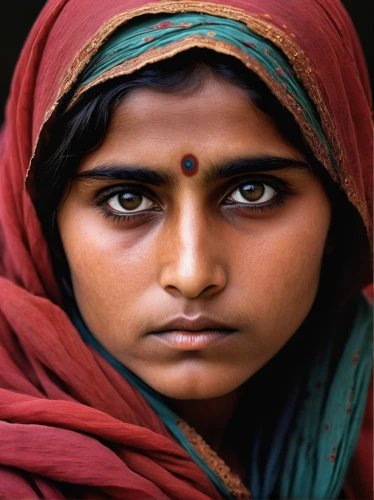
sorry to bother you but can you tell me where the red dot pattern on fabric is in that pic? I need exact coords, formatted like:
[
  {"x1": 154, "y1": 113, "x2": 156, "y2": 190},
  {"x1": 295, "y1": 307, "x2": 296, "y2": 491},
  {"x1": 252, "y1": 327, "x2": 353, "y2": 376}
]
[
  {"x1": 351, "y1": 351, "x2": 360, "y2": 365},
  {"x1": 329, "y1": 453, "x2": 336, "y2": 463},
  {"x1": 155, "y1": 21, "x2": 174, "y2": 29},
  {"x1": 275, "y1": 67, "x2": 284, "y2": 78},
  {"x1": 243, "y1": 41, "x2": 257, "y2": 49}
]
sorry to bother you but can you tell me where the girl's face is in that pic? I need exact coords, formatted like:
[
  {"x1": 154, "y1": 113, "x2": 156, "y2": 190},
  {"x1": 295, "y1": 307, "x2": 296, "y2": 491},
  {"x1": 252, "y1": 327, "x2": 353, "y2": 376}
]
[{"x1": 58, "y1": 74, "x2": 331, "y2": 400}]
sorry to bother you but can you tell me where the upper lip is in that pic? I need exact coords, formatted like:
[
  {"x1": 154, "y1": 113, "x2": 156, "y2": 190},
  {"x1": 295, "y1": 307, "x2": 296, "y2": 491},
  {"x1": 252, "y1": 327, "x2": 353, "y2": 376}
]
[{"x1": 150, "y1": 316, "x2": 237, "y2": 334}]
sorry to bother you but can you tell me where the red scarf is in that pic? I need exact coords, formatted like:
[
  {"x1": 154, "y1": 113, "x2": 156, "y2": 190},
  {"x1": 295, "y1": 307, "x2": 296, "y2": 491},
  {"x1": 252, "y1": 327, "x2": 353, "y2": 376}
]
[{"x1": 0, "y1": 0, "x2": 372, "y2": 498}]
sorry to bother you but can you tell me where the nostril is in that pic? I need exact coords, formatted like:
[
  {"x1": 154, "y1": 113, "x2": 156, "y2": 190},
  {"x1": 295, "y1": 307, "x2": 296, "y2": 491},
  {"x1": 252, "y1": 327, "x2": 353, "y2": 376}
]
[{"x1": 161, "y1": 267, "x2": 227, "y2": 299}]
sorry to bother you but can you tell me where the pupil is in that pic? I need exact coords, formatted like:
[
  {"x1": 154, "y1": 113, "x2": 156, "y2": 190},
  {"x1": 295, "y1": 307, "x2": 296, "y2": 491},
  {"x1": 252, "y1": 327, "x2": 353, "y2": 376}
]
[
  {"x1": 118, "y1": 192, "x2": 142, "y2": 210},
  {"x1": 240, "y1": 184, "x2": 264, "y2": 201}
]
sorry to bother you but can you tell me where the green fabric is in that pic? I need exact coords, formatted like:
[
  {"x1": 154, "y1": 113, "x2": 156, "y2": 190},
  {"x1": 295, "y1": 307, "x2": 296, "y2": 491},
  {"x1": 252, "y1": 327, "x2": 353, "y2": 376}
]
[
  {"x1": 70, "y1": 305, "x2": 234, "y2": 498},
  {"x1": 279, "y1": 296, "x2": 372, "y2": 499},
  {"x1": 70, "y1": 293, "x2": 372, "y2": 500},
  {"x1": 71, "y1": 12, "x2": 372, "y2": 499},
  {"x1": 77, "y1": 12, "x2": 336, "y2": 171}
]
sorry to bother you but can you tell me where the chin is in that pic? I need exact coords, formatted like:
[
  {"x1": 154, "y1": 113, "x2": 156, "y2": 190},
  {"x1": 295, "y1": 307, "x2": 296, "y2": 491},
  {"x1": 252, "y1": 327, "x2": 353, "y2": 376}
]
[
  {"x1": 142, "y1": 362, "x2": 248, "y2": 400},
  {"x1": 156, "y1": 385, "x2": 231, "y2": 400}
]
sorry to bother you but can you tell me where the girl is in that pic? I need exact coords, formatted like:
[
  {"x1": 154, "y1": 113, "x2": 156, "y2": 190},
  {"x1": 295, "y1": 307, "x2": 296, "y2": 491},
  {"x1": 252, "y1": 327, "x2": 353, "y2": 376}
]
[{"x1": 0, "y1": 0, "x2": 372, "y2": 498}]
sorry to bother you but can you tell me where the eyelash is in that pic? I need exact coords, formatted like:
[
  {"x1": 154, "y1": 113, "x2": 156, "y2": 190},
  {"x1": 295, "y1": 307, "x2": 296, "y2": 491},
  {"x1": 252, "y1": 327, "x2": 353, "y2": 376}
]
[
  {"x1": 93, "y1": 177, "x2": 292, "y2": 225},
  {"x1": 93, "y1": 186, "x2": 160, "y2": 225},
  {"x1": 101, "y1": 210, "x2": 152, "y2": 225},
  {"x1": 223, "y1": 177, "x2": 290, "y2": 212}
]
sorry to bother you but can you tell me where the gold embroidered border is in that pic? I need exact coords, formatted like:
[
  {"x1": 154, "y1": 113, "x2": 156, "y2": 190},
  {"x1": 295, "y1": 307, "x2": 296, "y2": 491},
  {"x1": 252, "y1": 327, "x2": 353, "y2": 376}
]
[
  {"x1": 176, "y1": 418, "x2": 251, "y2": 498},
  {"x1": 66, "y1": 34, "x2": 334, "y2": 190},
  {"x1": 26, "y1": 1, "x2": 368, "y2": 231}
]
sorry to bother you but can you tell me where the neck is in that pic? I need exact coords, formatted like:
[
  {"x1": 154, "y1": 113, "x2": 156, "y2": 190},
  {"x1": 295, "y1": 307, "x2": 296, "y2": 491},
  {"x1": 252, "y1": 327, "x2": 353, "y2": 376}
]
[{"x1": 168, "y1": 389, "x2": 240, "y2": 453}]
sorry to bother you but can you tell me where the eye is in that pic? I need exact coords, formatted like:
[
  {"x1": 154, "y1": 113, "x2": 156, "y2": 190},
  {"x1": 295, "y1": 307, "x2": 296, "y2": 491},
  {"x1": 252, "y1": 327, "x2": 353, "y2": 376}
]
[
  {"x1": 228, "y1": 182, "x2": 276, "y2": 204},
  {"x1": 106, "y1": 191, "x2": 156, "y2": 213}
]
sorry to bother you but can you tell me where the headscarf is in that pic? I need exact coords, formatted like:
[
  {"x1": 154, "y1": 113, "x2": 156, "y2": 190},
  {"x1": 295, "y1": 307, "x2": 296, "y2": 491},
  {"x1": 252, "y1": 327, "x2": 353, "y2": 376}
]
[{"x1": 0, "y1": 1, "x2": 372, "y2": 499}]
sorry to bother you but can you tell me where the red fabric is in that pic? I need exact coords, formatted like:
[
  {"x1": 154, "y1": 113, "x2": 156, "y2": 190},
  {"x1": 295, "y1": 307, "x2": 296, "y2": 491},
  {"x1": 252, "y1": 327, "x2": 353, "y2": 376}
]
[{"x1": 0, "y1": 0, "x2": 372, "y2": 498}]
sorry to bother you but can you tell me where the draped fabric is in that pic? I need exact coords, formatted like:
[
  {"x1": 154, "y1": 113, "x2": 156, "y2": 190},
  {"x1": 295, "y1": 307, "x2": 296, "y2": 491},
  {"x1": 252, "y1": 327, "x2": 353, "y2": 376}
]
[
  {"x1": 0, "y1": 0, "x2": 372, "y2": 498},
  {"x1": 73, "y1": 12, "x2": 336, "y2": 167}
]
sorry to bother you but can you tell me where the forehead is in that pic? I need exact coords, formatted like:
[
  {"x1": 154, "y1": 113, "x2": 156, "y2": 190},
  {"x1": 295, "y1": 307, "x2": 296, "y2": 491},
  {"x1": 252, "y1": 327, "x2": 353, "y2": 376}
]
[
  {"x1": 109, "y1": 75, "x2": 268, "y2": 137},
  {"x1": 78, "y1": 74, "x2": 304, "y2": 176}
]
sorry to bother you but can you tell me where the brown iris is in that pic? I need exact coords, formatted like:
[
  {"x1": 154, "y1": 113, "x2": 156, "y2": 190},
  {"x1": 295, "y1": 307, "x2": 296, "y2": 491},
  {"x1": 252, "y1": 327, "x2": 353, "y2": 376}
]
[
  {"x1": 118, "y1": 192, "x2": 142, "y2": 210},
  {"x1": 240, "y1": 183, "x2": 265, "y2": 202}
]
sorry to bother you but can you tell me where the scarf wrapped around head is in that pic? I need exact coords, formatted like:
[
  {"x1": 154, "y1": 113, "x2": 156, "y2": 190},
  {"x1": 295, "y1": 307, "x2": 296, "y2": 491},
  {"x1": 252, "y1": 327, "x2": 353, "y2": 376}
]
[{"x1": 0, "y1": 0, "x2": 372, "y2": 499}]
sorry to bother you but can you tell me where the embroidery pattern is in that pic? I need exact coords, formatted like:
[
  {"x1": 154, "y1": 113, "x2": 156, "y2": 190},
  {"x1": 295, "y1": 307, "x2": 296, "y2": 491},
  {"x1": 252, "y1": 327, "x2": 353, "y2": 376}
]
[
  {"x1": 26, "y1": 1, "x2": 367, "y2": 233},
  {"x1": 177, "y1": 419, "x2": 252, "y2": 498}
]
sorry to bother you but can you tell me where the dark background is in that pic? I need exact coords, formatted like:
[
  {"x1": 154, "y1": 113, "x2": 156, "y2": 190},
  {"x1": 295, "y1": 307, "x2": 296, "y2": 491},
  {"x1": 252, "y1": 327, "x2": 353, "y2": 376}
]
[{"x1": 1, "y1": 0, "x2": 372, "y2": 123}]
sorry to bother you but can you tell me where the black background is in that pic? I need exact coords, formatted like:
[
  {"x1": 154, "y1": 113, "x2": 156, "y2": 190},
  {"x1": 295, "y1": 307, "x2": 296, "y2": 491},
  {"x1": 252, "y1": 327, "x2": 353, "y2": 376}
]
[{"x1": 1, "y1": 1, "x2": 372, "y2": 123}]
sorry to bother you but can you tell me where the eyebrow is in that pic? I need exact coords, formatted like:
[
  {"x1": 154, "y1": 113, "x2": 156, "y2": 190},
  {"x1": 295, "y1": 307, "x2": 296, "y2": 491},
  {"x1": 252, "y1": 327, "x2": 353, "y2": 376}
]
[
  {"x1": 205, "y1": 156, "x2": 310, "y2": 183},
  {"x1": 75, "y1": 155, "x2": 310, "y2": 186}
]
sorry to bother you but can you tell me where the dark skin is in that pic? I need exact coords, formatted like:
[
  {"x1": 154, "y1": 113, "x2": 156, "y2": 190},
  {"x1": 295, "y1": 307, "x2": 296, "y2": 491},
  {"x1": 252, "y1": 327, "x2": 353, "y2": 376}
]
[{"x1": 57, "y1": 73, "x2": 331, "y2": 475}]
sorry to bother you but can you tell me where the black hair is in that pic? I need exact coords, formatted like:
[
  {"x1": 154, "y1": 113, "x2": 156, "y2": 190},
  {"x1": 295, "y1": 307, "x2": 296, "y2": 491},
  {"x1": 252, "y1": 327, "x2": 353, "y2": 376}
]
[
  {"x1": 35, "y1": 46, "x2": 371, "y2": 307},
  {"x1": 34, "y1": 48, "x2": 326, "y2": 240},
  {"x1": 32, "y1": 49, "x2": 369, "y2": 493},
  {"x1": 36, "y1": 47, "x2": 361, "y2": 302}
]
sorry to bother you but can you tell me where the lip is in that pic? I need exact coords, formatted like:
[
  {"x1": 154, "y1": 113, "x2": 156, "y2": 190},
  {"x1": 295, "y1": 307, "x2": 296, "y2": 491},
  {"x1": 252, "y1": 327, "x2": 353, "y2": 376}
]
[
  {"x1": 152, "y1": 329, "x2": 237, "y2": 350},
  {"x1": 151, "y1": 315, "x2": 236, "y2": 333},
  {"x1": 149, "y1": 316, "x2": 238, "y2": 350}
]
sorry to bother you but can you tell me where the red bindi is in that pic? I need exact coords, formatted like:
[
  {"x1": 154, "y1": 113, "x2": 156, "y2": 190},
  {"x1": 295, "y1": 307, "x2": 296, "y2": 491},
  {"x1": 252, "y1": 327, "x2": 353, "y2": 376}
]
[{"x1": 181, "y1": 154, "x2": 199, "y2": 176}]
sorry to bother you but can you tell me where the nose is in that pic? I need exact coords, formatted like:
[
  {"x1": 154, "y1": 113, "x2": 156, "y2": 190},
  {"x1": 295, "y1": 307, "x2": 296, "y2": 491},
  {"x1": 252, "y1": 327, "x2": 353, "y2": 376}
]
[{"x1": 159, "y1": 205, "x2": 227, "y2": 299}]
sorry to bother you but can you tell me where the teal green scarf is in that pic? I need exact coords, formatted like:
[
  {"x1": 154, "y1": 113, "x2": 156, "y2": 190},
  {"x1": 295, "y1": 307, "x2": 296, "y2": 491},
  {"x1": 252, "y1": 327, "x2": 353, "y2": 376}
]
[
  {"x1": 77, "y1": 12, "x2": 337, "y2": 172},
  {"x1": 69, "y1": 295, "x2": 372, "y2": 499},
  {"x1": 71, "y1": 13, "x2": 372, "y2": 499}
]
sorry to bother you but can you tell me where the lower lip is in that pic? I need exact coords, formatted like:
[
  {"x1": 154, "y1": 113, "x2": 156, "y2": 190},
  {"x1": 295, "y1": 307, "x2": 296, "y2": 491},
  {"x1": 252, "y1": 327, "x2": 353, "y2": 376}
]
[{"x1": 152, "y1": 330, "x2": 237, "y2": 350}]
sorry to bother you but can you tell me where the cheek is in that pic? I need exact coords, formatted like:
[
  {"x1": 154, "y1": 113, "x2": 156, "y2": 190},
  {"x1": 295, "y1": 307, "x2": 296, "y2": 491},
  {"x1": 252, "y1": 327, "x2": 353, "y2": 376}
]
[
  {"x1": 58, "y1": 181, "x2": 331, "y2": 366},
  {"x1": 58, "y1": 206, "x2": 156, "y2": 337},
  {"x1": 233, "y1": 199, "x2": 331, "y2": 346}
]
